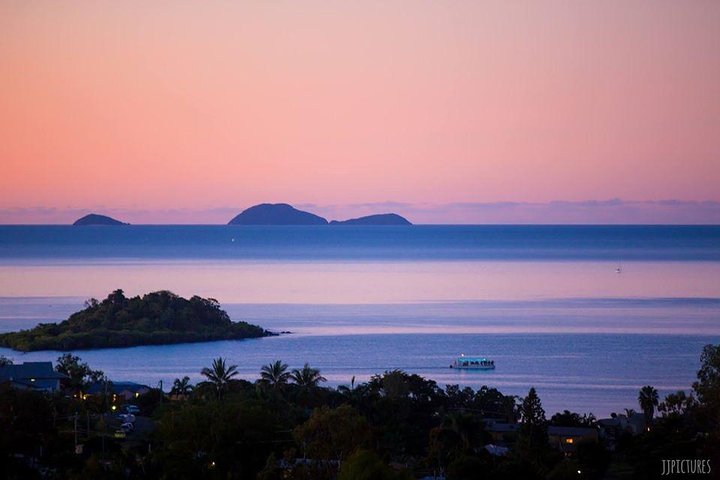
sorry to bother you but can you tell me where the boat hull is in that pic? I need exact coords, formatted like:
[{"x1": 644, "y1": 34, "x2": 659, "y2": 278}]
[{"x1": 451, "y1": 364, "x2": 495, "y2": 370}]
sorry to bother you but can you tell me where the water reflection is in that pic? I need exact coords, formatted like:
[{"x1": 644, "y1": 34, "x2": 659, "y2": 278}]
[{"x1": 1, "y1": 260, "x2": 719, "y2": 303}]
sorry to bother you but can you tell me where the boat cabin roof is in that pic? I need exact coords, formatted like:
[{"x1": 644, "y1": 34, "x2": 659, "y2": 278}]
[{"x1": 456, "y1": 356, "x2": 492, "y2": 362}]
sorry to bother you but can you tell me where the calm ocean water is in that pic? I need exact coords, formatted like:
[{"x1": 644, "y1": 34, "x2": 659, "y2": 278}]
[{"x1": 1, "y1": 225, "x2": 719, "y2": 416}]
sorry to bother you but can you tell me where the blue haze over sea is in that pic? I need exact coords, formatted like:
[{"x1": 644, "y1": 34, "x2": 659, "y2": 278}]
[{"x1": 1, "y1": 225, "x2": 719, "y2": 416}]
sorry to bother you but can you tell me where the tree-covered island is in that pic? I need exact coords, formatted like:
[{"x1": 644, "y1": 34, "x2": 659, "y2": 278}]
[{"x1": 0, "y1": 290, "x2": 273, "y2": 351}]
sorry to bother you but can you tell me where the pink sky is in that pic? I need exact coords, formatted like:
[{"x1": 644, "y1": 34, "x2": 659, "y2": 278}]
[{"x1": 1, "y1": 1, "x2": 719, "y2": 223}]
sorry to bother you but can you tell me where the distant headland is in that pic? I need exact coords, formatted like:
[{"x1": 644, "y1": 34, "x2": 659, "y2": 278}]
[
  {"x1": 73, "y1": 213, "x2": 128, "y2": 226},
  {"x1": 0, "y1": 290, "x2": 272, "y2": 351},
  {"x1": 228, "y1": 203, "x2": 412, "y2": 225}
]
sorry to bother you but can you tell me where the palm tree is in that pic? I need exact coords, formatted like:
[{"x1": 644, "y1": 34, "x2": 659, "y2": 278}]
[
  {"x1": 638, "y1": 385, "x2": 659, "y2": 428},
  {"x1": 338, "y1": 376, "x2": 372, "y2": 406},
  {"x1": 201, "y1": 357, "x2": 238, "y2": 399},
  {"x1": 337, "y1": 376, "x2": 356, "y2": 397},
  {"x1": 260, "y1": 360, "x2": 291, "y2": 389},
  {"x1": 290, "y1": 363, "x2": 327, "y2": 389},
  {"x1": 170, "y1": 376, "x2": 193, "y2": 398}
]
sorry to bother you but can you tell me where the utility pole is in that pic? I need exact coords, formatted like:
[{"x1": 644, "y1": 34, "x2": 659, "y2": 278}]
[{"x1": 73, "y1": 413, "x2": 78, "y2": 451}]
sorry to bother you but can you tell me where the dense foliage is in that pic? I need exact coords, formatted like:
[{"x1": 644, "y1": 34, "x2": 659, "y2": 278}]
[
  {"x1": 1, "y1": 344, "x2": 719, "y2": 479},
  {"x1": 0, "y1": 290, "x2": 271, "y2": 351}
]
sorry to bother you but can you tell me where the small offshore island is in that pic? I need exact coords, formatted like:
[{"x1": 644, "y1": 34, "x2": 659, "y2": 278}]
[
  {"x1": 0, "y1": 290, "x2": 272, "y2": 351},
  {"x1": 228, "y1": 203, "x2": 329, "y2": 225},
  {"x1": 330, "y1": 213, "x2": 411, "y2": 225},
  {"x1": 228, "y1": 203, "x2": 412, "y2": 225},
  {"x1": 73, "y1": 213, "x2": 128, "y2": 226}
]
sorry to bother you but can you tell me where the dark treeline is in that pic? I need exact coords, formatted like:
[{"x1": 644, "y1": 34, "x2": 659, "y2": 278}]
[
  {"x1": 0, "y1": 290, "x2": 271, "y2": 352},
  {"x1": 1, "y1": 344, "x2": 719, "y2": 480}
]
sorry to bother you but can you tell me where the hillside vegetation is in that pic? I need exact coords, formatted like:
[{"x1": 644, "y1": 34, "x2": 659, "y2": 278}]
[{"x1": 0, "y1": 290, "x2": 271, "y2": 351}]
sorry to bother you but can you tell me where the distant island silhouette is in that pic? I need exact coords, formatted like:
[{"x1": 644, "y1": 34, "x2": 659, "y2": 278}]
[
  {"x1": 228, "y1": 203, "x2": 412, "y2": 225},
  {"x1": 73, "y1": 213, "x2": 128, "y2": 226},
  {"x1": 228, "y1": 203, "x2": 329, "y2": 225},
  {"x1": 330, "y1": 213, "x2": 411, "y2": 226},
  {"x1": 70, "y1": 205, "x2": 411, "y2": 225}
]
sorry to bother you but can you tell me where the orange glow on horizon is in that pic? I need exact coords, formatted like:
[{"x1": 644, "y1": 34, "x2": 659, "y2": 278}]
[{"x1": 1, "y1": 1, "x2": 718, "y2": 220}]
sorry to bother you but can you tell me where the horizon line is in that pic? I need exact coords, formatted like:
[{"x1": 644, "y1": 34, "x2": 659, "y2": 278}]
[{"x1": 2, "y1": 199, "x2": 720, "y2": 225}]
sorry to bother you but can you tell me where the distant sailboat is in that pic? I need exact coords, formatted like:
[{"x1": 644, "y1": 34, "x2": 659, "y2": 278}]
[{"x1": 615, "y1": 262, "x2": 622, "y2": 274}]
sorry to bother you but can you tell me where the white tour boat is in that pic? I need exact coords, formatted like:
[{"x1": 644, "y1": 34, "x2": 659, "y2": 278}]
[{"x1": 450, "y1": 355, "x2": 495, "y2": 370}]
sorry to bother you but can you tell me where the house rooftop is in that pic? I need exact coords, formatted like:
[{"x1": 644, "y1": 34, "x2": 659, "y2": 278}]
[
  {"x1": 484, "y1": 422, "x2": 520, "y2": 433},
  {"x1": 0, "y1": 362, "x2": 67, "y2": 382}
]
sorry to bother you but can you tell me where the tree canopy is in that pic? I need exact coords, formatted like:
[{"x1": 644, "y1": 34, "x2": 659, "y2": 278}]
[
  {"x1": 0, "y1": 290, "x2": 271, "y2": 351},
  {"x1": 2, "y1": 345, "x2": 720, "y2": 480}
]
